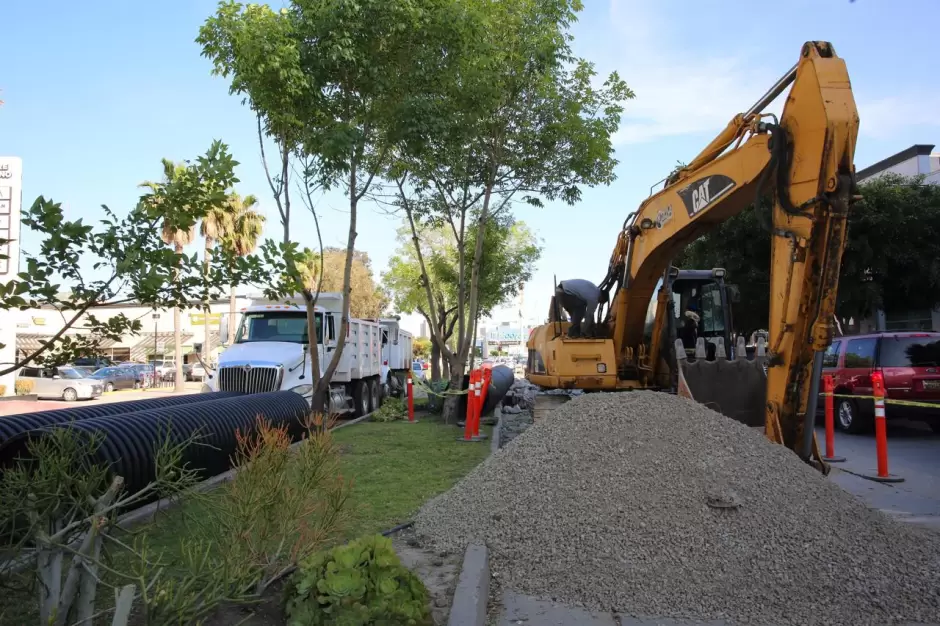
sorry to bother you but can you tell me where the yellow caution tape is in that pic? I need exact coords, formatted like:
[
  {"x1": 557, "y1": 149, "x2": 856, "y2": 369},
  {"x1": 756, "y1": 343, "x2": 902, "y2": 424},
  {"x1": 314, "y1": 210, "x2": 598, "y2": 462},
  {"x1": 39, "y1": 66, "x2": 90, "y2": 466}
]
[
  {"x1": 818, "y1": 392, "x2": 940, "y2": 410},
  {"x1": 409, "y1": 376, "x2": 473, "y2": 398}
]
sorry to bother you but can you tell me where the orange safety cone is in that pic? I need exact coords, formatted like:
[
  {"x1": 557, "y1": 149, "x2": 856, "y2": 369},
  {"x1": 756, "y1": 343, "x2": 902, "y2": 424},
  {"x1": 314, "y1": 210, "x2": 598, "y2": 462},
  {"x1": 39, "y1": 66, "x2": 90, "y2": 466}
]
[
  {"x1": 859, "y1": 371, "x2": 903, "y2": 483},
  {"x1": 822, "y1": 375, "x2": 845, "y2": 463}
]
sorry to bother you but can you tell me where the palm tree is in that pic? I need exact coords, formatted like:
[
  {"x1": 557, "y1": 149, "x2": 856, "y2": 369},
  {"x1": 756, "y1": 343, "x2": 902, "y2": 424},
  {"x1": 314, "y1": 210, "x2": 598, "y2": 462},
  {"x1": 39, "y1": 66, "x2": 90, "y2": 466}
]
[
  {"x1": 223, "y1": 194, "x2": 264, "y2": 344},
  {"x1": 140, "y1": 159, "x2": 194, "y2": 393}
]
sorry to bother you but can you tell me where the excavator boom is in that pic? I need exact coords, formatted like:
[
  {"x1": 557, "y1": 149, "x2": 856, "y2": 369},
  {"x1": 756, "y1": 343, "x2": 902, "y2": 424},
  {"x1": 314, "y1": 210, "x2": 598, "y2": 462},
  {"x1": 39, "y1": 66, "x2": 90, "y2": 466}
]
[{"x1": 526, "y1": 42, "x2": 860, "y2": 470}]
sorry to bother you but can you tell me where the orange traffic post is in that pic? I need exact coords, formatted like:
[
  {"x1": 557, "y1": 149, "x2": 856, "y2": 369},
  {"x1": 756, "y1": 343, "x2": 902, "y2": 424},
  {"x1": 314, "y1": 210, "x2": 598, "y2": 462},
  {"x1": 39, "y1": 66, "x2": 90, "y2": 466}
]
[
  {"x1": 406, "y1": 370, "x2": 417, "y2": 423},
  {"x1": 822, "y1": 375, "x2": 845, "y2": 463},
  {"x1": 859, "y1": 371, "x2": 903, "y2": 483},
  {"x1": 459, "y1": 369, "x2": 478, "y2": 442},
  {"x1": 473, "y1": 366, "x2": 492, "y2": 440}
]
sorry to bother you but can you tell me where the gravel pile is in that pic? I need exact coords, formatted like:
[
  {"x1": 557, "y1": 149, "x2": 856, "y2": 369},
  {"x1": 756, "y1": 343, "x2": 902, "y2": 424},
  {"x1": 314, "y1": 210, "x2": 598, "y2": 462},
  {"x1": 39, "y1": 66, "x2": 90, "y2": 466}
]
[{"x1": 415, "y1": 391, "x2": 940, "y2": 625}]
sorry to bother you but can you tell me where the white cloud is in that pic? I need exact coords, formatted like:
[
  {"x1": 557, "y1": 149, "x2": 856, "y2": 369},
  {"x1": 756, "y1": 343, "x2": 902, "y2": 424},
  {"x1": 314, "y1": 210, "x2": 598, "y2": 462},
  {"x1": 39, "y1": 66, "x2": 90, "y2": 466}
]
[
  {"x1": 604, "y1": 0, "x2": 783, "y2": 144},
  {"x1": 604, "y1": 0, "x2": 932, "y2": 145},
  {"x1": 856, "y1": 93, "x2": 940, "y2": 140}
]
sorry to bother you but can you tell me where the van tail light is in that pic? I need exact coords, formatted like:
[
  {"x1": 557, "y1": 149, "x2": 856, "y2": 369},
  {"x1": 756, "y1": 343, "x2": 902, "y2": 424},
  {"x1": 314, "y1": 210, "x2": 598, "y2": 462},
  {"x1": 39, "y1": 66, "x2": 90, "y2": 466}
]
[{"x1": 383, "y1": 360, "x2": 388, "y2": 365}]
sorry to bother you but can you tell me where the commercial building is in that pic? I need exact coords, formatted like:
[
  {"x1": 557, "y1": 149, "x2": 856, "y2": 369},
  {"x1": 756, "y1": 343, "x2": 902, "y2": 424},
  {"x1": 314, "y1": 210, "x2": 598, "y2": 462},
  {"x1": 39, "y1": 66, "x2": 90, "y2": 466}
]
[{"x1": 11, "y1": 296, "x2": 255, "y2": 367}]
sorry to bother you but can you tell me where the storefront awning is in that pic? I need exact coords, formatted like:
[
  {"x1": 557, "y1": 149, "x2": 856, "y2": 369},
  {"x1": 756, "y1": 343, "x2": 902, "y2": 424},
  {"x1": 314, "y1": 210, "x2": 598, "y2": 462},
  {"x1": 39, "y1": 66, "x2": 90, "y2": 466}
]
[
  {"x1": 16, "y1": 333, "x2": 119, "y2": 355},
  {"x1": 130, "y1": 331, "x2": 194, "y2": 360}
]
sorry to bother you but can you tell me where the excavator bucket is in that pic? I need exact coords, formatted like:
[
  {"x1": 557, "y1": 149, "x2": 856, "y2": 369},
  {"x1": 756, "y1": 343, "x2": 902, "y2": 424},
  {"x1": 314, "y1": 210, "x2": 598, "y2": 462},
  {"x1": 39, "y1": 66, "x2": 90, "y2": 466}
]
[{"x1": 676, "y1": 337, "x2": 767, "y2": 427}]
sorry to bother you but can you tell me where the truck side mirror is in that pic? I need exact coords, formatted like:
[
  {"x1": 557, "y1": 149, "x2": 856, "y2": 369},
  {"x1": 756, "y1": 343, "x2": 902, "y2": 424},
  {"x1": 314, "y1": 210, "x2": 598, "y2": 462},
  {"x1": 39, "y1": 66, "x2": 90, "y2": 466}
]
[{"x1": 220, "y1": 316, "x2": 229, "y2": 344}]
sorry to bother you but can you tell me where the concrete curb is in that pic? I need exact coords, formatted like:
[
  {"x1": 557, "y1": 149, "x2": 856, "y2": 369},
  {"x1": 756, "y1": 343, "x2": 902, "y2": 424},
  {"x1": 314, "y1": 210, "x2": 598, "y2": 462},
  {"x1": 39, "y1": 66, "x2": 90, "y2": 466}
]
[
  {"x1": 447, "y1": 543, "x2": 489, "y2": 626},
  {"x1": 490, "y1": 407, "x2": 502, "y2": 454},
  {"x1": 117, "y1": 412, "x2": 374, "y2": 530}
]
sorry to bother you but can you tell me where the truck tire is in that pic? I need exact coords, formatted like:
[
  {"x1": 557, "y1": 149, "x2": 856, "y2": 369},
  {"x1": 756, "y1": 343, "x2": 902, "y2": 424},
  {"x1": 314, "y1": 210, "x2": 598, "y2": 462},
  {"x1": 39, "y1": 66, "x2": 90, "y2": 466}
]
[
  {"x1": 369, "y1": 378, "x2": 381, "y2": 411},
  {"x1": 352, "y1": 380, "x2": 369, "y2": 417}
]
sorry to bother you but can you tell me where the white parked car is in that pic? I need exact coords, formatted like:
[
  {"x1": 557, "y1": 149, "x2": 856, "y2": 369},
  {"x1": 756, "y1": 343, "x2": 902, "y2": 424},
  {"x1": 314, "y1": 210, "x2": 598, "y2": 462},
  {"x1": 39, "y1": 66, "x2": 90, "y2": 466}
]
[
  {"x1": 411, "y1": 361, "x2": 426, "y2": 382},
  {"x1": 148, "y1": 359, "x2": 176, "y2": 380},
  {"x1": 189, "y1": 362, "x2": 208, "y2": 381},
  {"x1": 17, "y1": 366, "x2": 103, "y2": 401}
]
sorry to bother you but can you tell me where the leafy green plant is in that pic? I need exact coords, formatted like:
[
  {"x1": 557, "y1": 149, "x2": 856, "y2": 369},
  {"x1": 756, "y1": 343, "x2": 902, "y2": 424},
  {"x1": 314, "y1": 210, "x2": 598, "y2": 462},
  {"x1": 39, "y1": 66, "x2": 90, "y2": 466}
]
[
  {"x1": 285, "y1": 534, "x2": 430, "y2": 626},
  {"x1": 14, "y1": 379, "x2": 34, "y2": 395},
  {"x1": 371, "y1": 398, "x2": 407, "y2": 423}
]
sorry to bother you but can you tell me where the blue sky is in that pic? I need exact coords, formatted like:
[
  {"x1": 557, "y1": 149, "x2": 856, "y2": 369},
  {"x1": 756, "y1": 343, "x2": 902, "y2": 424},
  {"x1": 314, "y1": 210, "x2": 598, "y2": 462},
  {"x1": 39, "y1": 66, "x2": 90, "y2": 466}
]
[{"x1": 2, "y1": 0, "x2": 939, "y2": 332}]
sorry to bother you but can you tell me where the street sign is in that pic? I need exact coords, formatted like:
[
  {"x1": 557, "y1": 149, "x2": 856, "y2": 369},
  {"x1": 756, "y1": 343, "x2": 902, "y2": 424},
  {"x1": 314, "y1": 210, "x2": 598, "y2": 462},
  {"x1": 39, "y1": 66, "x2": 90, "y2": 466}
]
[{"x1": 156, "y1": 342, "x2": 166, "y2": 353}]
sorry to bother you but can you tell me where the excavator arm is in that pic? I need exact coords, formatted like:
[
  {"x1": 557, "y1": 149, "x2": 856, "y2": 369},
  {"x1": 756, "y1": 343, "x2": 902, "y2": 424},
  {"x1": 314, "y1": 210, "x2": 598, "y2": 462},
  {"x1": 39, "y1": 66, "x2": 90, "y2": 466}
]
[{"x1": 528, "y1": 42, "x2": 859, "y2": 470}]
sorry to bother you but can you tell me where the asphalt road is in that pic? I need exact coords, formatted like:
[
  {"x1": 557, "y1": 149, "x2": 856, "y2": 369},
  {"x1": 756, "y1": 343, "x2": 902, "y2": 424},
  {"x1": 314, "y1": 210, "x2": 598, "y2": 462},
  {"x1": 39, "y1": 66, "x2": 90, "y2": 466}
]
[
  {"x1": 816, "y1": 420, "x2": 940, "y2": 531},
  {"x1": 0, "y1": 382, "x2": 204, "y2": 417}
]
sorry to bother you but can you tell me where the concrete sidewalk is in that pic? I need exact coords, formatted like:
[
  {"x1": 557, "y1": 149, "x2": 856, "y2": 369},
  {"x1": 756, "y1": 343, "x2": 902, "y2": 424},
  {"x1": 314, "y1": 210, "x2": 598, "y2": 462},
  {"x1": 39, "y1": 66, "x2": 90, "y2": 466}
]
[
  {"x1": 817, "y1": 423, "x2": 940, "y2": 531},
  {"x1": 498, "y1": 591, "x2": 729, "y2": 625}
]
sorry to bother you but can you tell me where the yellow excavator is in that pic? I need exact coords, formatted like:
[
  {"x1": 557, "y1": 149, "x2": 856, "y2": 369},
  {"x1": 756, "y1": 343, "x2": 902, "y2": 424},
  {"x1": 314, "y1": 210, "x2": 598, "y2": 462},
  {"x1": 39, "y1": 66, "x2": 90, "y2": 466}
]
[{"x1": 526, "y1": 41, "x2": 860, "y2": 472}]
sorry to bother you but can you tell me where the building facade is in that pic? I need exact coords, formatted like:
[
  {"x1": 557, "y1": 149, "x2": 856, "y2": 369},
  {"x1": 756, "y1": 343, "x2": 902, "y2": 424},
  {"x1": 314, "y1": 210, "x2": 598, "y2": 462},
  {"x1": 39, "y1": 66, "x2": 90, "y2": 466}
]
[{"x1": 11, "y1": 295, "x2": 258, "y2": 369}]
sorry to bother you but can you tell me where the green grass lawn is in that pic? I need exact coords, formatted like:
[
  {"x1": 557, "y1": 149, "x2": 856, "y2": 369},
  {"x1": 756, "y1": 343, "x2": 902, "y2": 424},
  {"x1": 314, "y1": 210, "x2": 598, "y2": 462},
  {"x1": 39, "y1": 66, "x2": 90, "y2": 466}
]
[{"x1": 0, "y1": 416, "x2": 490, "y2": 626}]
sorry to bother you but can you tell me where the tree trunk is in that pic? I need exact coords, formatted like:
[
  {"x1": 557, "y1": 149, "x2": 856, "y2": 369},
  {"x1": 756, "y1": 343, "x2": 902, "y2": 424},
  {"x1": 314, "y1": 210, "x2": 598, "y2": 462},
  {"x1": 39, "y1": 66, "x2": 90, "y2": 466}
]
[
  {"x1": 174, "y1": 305, "x2": 184, "y2": 392},
  {"x1": 228, "y1": 285, "x2": 237, "y2": 344},
  {"x1": 441, "y1": 356, "x2": 450, "y2": 382},
  {"x1": 441, "y1": 363, "x2": 464, "y2": 424},
  {"x1": 204, "y1": 240, "x2": 212, "y2": 369},
  {"x1": 431, "y1": 342, "x2": 441, "y2": 382},
  {"x1": 314, "y1": 156, "x2": 360, "y2": 408},
  {"x1": 174, "y1": 243, "x2": 185, "y2": 392}
]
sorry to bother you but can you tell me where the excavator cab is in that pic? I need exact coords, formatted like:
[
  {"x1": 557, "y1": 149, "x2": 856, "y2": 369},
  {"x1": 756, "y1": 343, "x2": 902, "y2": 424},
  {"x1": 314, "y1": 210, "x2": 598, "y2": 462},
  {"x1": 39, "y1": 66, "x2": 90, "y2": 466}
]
[
  {"x1": 644, "y1": 267, "x2": 768, "y2": 427},
  {"x1": 664, "y1": 270, "x2": 768, "y2": 428}
]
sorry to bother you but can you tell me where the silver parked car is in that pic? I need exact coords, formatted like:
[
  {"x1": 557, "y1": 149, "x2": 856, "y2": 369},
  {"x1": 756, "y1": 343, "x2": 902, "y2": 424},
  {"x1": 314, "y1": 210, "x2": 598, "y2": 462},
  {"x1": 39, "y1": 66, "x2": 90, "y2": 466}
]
[{"x1": 17, "y1": 366, "x2": 103, "y2": 401}]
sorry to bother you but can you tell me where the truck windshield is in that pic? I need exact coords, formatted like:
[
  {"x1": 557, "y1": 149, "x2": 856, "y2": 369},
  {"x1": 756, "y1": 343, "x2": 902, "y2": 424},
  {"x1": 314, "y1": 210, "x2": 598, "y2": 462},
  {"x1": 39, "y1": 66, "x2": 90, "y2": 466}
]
[{"x1": 235, "y1": 311, "x2": 323, "y2": 344}]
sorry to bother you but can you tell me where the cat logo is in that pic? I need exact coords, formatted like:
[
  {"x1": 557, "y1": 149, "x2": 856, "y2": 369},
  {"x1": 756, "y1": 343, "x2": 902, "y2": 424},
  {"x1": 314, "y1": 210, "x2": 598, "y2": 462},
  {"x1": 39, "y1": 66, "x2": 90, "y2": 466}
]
[{"x1": 678, "y1": 174, "x2": 736, "y2": 217}]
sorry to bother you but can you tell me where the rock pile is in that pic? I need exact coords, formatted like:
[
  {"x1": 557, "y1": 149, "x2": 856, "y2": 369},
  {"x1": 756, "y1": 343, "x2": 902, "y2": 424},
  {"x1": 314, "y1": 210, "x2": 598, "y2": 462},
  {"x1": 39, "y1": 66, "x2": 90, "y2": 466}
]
[{"x1": 416, "y1": 391, "x2": 940, "y2": 626}]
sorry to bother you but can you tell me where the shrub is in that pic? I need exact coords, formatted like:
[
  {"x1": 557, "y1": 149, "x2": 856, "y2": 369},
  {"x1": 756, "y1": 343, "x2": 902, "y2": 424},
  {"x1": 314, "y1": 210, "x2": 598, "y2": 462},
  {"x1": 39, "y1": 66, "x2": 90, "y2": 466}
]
[
  {"x1": 285, "y1": 534, "x2": 431, "y2": 626},
  {"x1": 14, "y1": 379, "x2": 34, "y2": 395},
  {"x1": 371, "y1": 397, "x2": 407, "y2": 422},
  {"x1": 188, "y1": 414, "x2": 351, "y2": 595}
]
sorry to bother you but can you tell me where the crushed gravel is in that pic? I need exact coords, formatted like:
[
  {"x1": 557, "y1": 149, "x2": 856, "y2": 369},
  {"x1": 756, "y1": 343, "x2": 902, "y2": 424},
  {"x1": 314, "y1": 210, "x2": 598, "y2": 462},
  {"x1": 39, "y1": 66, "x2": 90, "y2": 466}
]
[{"x1": 415, "y1": 391, "x2": 940, "y2": 626}]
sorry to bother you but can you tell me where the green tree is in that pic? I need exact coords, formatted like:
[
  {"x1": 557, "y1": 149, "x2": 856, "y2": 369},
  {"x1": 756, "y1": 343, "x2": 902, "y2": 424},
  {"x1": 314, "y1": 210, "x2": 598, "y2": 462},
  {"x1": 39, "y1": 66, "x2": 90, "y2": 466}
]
[
  {"x1": 199, "y1": 0, "x2": 471, "y2": 410},
  {"x1": 390, "y1": 0, "x2": 630, "y2": 419},
  {"x1": 0, "y1": 141, "x2": 241, "y2": 377},
  {"x1": 413, "y1": 337, "x2": 432, "y2": 360},
  {"x1": 384, "y1": 216, "x2": 540, "y2": 381},
  {"x1": 298, "y1": 248, "x2": 388, "y2": 319},
  {"x1": 222, "y1": 193, "x2": 265, "y2": 343},
  {"x1": 677, "y1": 173, "x2": 940, "y2": 334}
]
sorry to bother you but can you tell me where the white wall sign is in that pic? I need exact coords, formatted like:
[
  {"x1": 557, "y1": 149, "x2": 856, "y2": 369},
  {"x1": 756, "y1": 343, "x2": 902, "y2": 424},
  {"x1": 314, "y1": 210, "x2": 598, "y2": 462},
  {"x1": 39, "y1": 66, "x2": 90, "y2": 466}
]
[{"x1": 0, "y1": 157, "x2": 23, "y2": 396}]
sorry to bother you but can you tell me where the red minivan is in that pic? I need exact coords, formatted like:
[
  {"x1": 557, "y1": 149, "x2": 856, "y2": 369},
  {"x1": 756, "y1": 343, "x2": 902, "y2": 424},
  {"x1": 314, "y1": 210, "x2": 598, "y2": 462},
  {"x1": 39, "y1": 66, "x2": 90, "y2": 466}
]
[{"x1": 820, "y1": 331, "x2": 940, "y2": 433}]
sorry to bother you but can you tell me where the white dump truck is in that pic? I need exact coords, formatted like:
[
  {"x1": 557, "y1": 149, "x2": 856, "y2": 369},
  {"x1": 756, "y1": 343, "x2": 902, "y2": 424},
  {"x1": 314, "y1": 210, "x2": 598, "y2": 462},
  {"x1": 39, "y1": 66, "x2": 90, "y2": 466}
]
[
  {"x1": 204, "y1": 293, "x2": 411, "y2": 416},
  {"x1": 378, "y1": 317, "x2": 414, "y2": 397}
]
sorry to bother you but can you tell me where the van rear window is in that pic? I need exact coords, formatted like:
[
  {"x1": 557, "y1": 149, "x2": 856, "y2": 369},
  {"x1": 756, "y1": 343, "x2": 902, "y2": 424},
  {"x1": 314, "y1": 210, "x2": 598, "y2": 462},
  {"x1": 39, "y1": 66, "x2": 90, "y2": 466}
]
[{"x1": 880, "y1": 336, "x2": 940, "y2": 368}]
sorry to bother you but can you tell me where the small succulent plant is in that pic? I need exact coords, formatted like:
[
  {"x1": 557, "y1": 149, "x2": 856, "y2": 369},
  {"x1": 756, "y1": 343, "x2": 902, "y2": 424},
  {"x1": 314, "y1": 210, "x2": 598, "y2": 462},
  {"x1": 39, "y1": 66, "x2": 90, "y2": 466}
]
[{"x1": 285, "y1": 534, "x2": 431, "y2": 626}]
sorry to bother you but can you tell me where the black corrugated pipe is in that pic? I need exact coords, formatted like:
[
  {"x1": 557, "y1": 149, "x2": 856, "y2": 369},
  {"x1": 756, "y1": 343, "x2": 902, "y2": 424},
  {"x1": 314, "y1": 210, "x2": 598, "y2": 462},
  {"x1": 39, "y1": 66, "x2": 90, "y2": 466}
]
[
  {"x1": 0, "y1": 392, "x2": 243, "y2": 446},
  {"x1": 480, "y1": 365, "x2": 515, "y2": 415},
  {"x1": 0, "y1": 391, "x2": 310, "y2": 498}
]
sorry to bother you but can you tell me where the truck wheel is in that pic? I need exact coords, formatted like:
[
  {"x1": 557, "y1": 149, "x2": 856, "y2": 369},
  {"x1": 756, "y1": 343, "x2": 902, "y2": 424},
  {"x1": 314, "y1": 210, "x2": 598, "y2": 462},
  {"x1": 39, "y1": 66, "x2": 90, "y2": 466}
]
[
  {"x1": 353, "y1": 380, "x2": 369, "y2": 417},
  {"x1": 369, "y1": 378, "x2": 381, "y2": 411}
]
